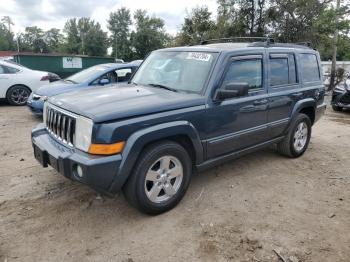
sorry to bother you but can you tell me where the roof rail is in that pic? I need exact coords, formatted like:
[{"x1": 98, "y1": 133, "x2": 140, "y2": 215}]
[
  {"x1": 200, "y1": 37, "x2": 275, "y2": 45},
  {"x1": 296, "y1": 42, "x2": 312, "y2": 48},
  {"x1": 249, "y1": 42, "x2": 313, "y2": 49}
]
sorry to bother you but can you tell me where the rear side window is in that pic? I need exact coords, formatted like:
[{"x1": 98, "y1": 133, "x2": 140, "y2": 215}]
[
  {"x1": 269, "y1": 54, "x2": 297, "y2": 86},
  {"x1": 2, "y1": 65, "x2": 19, "y2": 74},
  {"x1": 300, "y1": 54, "x2": 320, "y2": 82},
  {"x1": 0, "y1": 66, "x2": 4, "y2": 74},
  {"x1": 223, "y1": 58, "x2": 263, "y2": 90}
]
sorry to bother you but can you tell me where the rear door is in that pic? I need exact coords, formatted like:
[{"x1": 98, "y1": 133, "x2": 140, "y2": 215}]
[{"x1": 267, "y1": 51, "x2": 301, "y2": 138}]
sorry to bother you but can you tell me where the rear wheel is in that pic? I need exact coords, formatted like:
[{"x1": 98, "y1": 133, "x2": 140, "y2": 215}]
[
  {"x1": 123, "y1": 140, "x2": 192, "y2": 215},
  {"x1": 332, "y1": 105, "x2": 343, "y2": 112},
  {"x1": 6, "y1": 85, "x2": 31, "y2": 106},
  {"x1": 277, "y1": 113, "x2": 312, "y2": 158}
]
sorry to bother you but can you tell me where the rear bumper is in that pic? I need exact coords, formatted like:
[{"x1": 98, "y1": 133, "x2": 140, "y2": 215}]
[
  {"x1": 332, "y1": 90, "x2": 350, "y2": 107},
  {"x1": 31, "y1": 124, "x2": 122, "y2": 195},
  {"x1": 315, "y1": 102, "x2": 326, "y2": 123}
]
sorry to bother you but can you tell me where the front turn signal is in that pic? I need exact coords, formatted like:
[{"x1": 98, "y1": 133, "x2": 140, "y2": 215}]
[{"x1": 88, "y1": 142, "x2": 125, "y2": 155}]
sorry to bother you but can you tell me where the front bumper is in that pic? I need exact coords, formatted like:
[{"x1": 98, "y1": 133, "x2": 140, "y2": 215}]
[{"x1": 32, "y1": 124, "x2": 122, "y2": 194}]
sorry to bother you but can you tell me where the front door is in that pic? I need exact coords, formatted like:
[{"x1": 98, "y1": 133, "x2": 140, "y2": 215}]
[{"x1": 205, "y1": 54, "x2": 269, "y2": 159}]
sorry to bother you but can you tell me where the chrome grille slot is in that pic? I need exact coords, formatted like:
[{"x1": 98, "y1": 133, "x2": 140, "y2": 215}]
[{"x1": 45, "y1": 104, "x2": 76, "y2": 146}]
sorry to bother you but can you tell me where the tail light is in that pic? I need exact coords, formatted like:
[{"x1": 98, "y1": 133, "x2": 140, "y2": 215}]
[{"x1": 40, "y1": 75, "x2": 50, "y2": 81}]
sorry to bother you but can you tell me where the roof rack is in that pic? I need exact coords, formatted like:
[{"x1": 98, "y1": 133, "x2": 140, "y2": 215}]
[
  {"x1": 200, "y1": 37, "x2": 275, "y2": 45},
  {"x1": 200, "y1": 37, "x2": 313, "y2": 49}
]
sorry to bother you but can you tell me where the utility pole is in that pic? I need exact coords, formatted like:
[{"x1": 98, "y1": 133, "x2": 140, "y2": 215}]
[
  {"x1": 115, "y1": 34, "x2": 118, "y2": 59},
  {"x1": 329, "y1": 0, "x2": 341, "y2": 91}
]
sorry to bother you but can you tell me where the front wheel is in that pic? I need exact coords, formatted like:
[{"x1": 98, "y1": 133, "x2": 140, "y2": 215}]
[
  {"x1": 277, "y1": 113, "x2": 312, "y2": 158},
  {"x1": 6, "y1": 85, "x2": 31, "y2": 106},
  {"x1": 123, "y1": 140, "x2": 192, "y2": 215}
]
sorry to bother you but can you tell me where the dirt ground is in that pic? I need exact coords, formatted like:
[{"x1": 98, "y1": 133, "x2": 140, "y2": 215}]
[{"x1": 0, "y1": 101, "x2": 349, "y2": 262}]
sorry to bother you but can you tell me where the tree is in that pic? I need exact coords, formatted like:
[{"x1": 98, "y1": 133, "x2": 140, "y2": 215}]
[
  {"x1": 215, "y1": 0, "x2": 268, "y2": 38},
  {"x1": 176, "y1": 6, "x2": 215, "y2": 45},
  {"x1": 0, "y1": 16, "x2": 16, "y2": 51},
  {"x1": 83, "y1": 21, "x2": 108, "y2": 56},
  {"x1": 63, "y1": 18, "x2": 81, "y2": 54},
  {"x1": 18, "y1": 26, "x2": 48, "y2": 52},
  {"x1": 108, "y1": 7, "x2": 132, "y2": 60},
  {"x1": 266, "y1": 0, "x2": 331, "y2": 42},
  {"x1": 131, "y1": 10, "x2": 169, "y2": 59},
  {"x1": 44, "y1": 28, "x2": 63, "y2": 52},
  {"x1": 63, "y1": 18, "x2": 108, "y2": 56}
]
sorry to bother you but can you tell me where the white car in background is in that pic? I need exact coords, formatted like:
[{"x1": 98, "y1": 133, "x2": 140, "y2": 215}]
[{"x1": 0, "y1": 60, "x2": 51, "y2": 105}]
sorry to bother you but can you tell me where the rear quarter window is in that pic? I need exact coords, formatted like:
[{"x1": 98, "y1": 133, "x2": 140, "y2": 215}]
[{"x1": 300, "y1": 54, "x2": 320, "y2": 82}]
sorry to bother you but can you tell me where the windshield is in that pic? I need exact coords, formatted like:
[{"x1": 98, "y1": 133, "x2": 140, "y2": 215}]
[
  {"x1": 132, "y1": 51, "x2": 218, "y2": 93},
  {"x1": 66, "y1": 65, "x2": 107, "y2": 84}
]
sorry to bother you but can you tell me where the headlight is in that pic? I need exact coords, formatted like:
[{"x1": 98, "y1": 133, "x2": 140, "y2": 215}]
[
  {"x1": 74, "y1": 116, "x2": 93, "y2": 152},
  {"x1": 39, "y1": 96, "x2": 48, "y2": 101}
]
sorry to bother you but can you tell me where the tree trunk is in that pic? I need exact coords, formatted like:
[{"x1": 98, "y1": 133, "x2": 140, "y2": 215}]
[{"x1": 329, "y1": 0, "x2": 341, "y2": 91}]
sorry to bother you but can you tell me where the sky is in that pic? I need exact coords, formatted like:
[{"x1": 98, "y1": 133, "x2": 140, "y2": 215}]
[{"x1": 0, "y1": 0, "x2": 218, "y2": 35}]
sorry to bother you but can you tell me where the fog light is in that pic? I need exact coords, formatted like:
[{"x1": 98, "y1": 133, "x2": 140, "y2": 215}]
[{"x1": 76, "y1": 165, "x2": 83, "y2": 178}]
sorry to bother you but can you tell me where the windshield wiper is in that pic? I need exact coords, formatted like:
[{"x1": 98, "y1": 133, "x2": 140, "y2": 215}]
[{"x1": 147, "y1": 83, "x2": 178, "y2": 92}]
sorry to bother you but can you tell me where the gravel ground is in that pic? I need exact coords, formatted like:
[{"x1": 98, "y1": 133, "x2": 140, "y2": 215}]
[{"x1": 0, "y1": 102, "x2": 349, "y2": 262}]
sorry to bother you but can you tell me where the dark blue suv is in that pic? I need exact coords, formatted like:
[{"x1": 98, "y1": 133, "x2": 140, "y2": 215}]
[{"x1": 31, "y1": 39, "x2": 326, "y2": 214}]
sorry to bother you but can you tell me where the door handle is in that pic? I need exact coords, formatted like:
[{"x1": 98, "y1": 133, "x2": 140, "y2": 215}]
[
  {"x1": 291, "y1": 92, "x2": 303, "y2": 98},
  {"x1": 253, "y1": 99, "x2": 268, "y2": 106}
]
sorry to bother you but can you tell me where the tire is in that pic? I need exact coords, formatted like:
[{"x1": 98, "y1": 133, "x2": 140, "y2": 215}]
[
  {"x1": 277, "y1": 113, "x2": 312, "y2": 158},
  {"x1": 332, "y1": 105, "x2": 343, "y2": 112},
  {"x1": 6, "y1": 85, "x2": 31, "y2": 106},
  {"x1": 123, "y1": 140, "x2": 192, "y2": 215}
]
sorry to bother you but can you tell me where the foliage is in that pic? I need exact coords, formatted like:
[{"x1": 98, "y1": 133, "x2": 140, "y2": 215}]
[
  {"x1": 2, "y1": 1, "x2": 350, "y2": 60},
  {"x1": 108, "y1": 7, "x2": 132, "y2": 60},
  {"x1": 176, "y1": 6, "x2": 215, "y2": 45},
  {"x1": 62, "y1": 17, "x2": 108, "y2": 56},
  {"x1": 130, "y1": 9, "x2": 170, "y2": 59}
]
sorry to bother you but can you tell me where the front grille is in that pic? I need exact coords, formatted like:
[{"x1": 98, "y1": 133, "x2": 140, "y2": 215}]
[{"x1": 45, "y1": 104, "x2": 76, "y2": 146}]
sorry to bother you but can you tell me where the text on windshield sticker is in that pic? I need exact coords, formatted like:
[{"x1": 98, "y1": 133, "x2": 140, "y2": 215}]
[{"x1": 186, "y1": 52, "x2": 212, "y2": 62}]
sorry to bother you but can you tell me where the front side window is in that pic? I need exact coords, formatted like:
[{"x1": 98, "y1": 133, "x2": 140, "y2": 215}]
[
  {"x1": 300, "y1": 54, "x2": 320, "y2": 82},
  {"x1": 132, "y1": 51, "x2": 218, "y2": 93},
  {"x1": 222, "y1": 58, "x2": 263, "y2": 90},
  {"x1": 91, "y1": 71, "x2": 118, "y2": 85},
  {"x1": 115, "y1": 68, "x2": 133, "y2": 82},
  {"x1": 0, "y1": 66, "x2": 4, "y2": 74}
]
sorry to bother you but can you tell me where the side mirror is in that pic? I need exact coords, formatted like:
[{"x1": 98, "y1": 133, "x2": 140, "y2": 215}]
[
  {"x1": 214, "y1": 82, "x2": 249, "y2": 101},
  {"x1": 99, "y1": 78, "x2": 110, "y2": 85}
]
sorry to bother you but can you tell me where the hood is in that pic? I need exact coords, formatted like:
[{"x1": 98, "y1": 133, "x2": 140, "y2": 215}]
[
  {"x1": 49, "y1": 85, "x2": 205, "y2": 123},
  {"x1": 36, "y1": 80, "x2": 79, "y2": 96}
]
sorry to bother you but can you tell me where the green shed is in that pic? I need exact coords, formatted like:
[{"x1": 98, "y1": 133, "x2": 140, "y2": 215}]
[{"x1": 12, "y1": 53, "x2": 115, "y2": 78}]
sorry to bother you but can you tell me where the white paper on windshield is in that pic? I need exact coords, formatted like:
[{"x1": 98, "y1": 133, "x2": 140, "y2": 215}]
[{"x1": 186, "y1": 52, "x2": 211, "y2": 62}]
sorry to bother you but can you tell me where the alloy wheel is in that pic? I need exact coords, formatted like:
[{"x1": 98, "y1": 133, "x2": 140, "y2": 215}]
[
  {"x1": 144, "y1": 155, "x2": 183, "y2": 203},
  {"x1": 293, "y1": 122, "x2": 308, "y2": 152}
]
